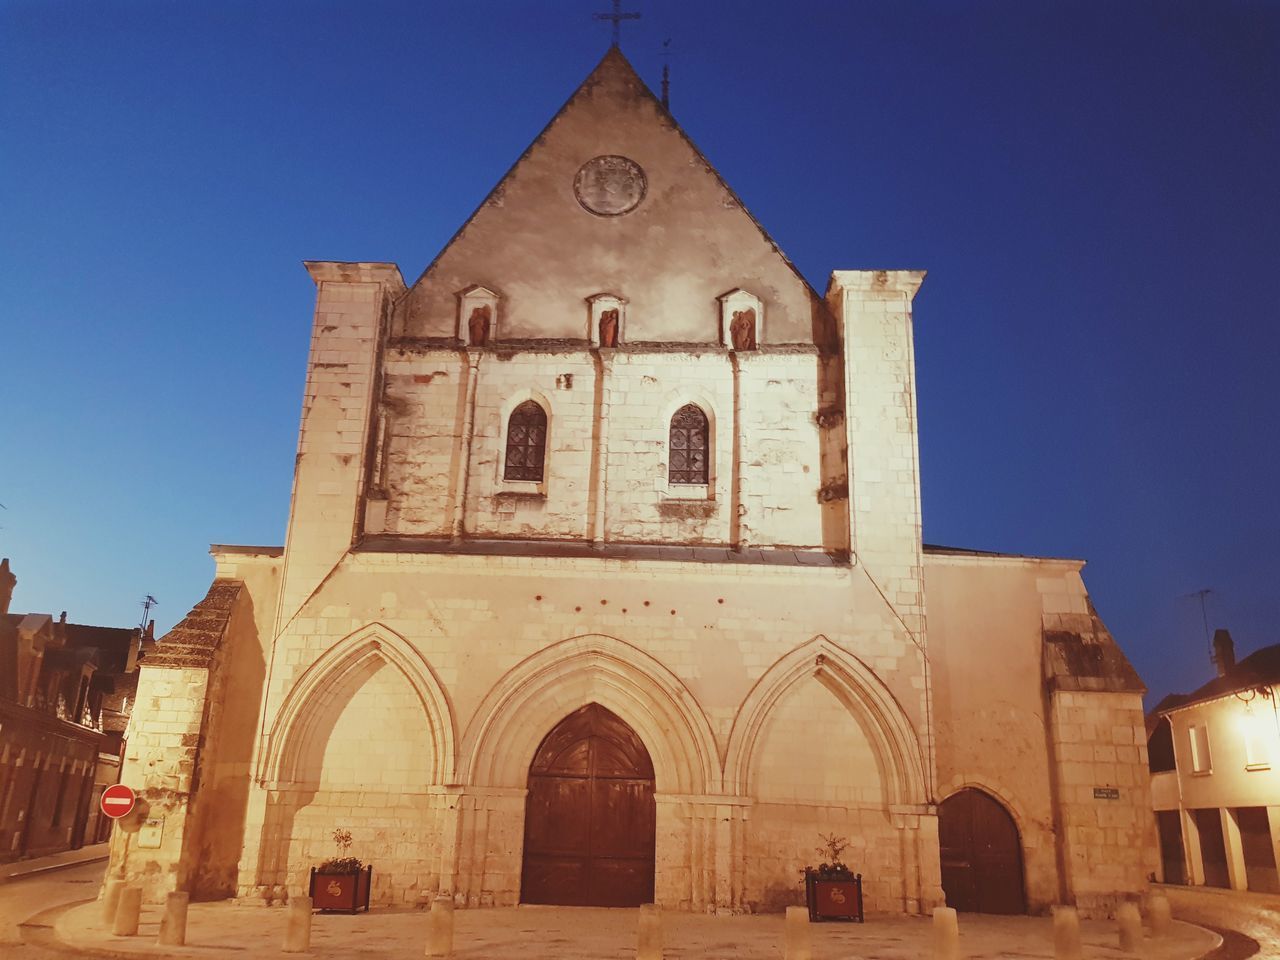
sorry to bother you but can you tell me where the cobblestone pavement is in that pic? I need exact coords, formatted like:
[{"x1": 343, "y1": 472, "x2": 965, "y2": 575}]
[{"x1": 1160, "y1": 883, "x2": 1280, "y2": 960}]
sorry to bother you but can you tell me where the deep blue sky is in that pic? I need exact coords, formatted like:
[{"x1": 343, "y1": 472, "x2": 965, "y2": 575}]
[{"x1": 2, "y1": 1, "x2": 1276, "y2": 706}]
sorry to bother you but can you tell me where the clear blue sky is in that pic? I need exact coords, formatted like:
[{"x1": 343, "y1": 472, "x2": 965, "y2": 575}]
[{"x1": 2, "y1": 1, "x2": 1276, "y2": 706}]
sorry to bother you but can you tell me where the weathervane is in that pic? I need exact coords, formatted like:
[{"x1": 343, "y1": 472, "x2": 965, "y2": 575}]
[{"x1": 594, "y1": 0, "x2": 640, "y2": 48}]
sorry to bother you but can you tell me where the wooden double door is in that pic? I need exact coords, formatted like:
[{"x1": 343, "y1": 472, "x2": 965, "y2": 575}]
[
  {"x1": 520, "y1": 703, "x2": 656, "y2": 907},
  {"x1": 938, "y1": 788, "x2": 1026, "y2": 914}
]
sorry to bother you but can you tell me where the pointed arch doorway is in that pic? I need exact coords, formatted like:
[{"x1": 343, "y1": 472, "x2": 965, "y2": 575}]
[
  {"x1": 938, "y1": 788, "x2": 1026, "y2": 914},
  {"x1": 520, "y1": 703, "x2": 656, "y2": 907}
]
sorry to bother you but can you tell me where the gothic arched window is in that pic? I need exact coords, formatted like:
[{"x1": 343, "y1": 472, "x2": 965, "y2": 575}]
[
  {"x1": 668, "y1": 404, "x2": 709, "y2": 485},
  {"x1": 504, "y1": 400, "x2": 548, "y2": 481}
]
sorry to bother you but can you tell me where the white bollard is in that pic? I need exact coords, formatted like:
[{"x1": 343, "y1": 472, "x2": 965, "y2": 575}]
[
  {"x1": 102, "y1": 878, "x2": 125, "y2": 924},
  {"x1": 1052, "y1": 905, "x2": 1083, "y2": 960},
  {"x1": 425, "y1": 895, "x2": 455, "y2": 958},
  {"x1": 1117, "y1": 901, "x2": 1143, "y2": 953},
  {"x1": 1147, "y1": 894, "x2": 1172, "y2": 938},
  {"x1": 112, "y1": 884, "x2": 142, "y2": 937},
  {"x1": 158, "y1": 891, "x2": 189, "y2": 946},
  {"x1": 282, "y1": 895, "x2": 312, "y2": 953},
  {"x1": 784, "y1": 905, "x2": 812, "y2": 960},
  {"x1": 638, "y1": 902, "x2": 663, "y2": 960},
  {"x1": 933, "y1": 906, "x2": 959, "y2": 960}
]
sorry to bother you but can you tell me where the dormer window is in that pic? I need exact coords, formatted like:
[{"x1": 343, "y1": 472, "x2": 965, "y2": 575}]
[
  {"x1": 717, "y1": 288, "x2": 762, "y2": 350},
  {"x1": 456, "y1": 284, "x2": 500, "y2": 345},
  {"x1": 587, "y1": 292, "x2": 626, "y2": 347}
]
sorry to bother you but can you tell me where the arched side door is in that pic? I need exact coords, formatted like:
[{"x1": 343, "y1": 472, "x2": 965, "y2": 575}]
[
  {"x1": 520, "y1": 702, "x2": 656, "y2": 907},
  {"x1": 938, "y1": 788, "x2": 1026, "y2": 914}
]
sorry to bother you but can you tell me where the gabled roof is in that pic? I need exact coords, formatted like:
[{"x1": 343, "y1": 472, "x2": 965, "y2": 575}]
[
  {"x1": 1155, "y1": 642, "x2": 1280, "y2": 715},
  {"x1": 400, "y1": 47, "x2": 828, "y2": 345}
]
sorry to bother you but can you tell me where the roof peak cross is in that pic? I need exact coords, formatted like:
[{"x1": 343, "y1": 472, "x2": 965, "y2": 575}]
[{"x1": 594, "y1": 0, "x2": 640, "y2": 48}]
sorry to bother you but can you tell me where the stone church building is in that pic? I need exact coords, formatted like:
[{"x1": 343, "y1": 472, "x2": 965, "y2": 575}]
[{"x1": 109, "y1": 49, "x2": 1154, "y2": 917}]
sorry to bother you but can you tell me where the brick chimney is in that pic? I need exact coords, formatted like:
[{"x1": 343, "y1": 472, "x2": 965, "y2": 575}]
[{"x1": 1212, "y1": 628, "x2": 1235, "y2": 677}]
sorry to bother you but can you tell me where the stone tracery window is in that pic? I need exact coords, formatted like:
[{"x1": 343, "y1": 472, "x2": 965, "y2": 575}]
[
  {"x1": 668, "y1": 404, "x2": 709, "y2": 485},
  {"x1": 504, "y1": 401, "x2": 548, "y2": 482}
]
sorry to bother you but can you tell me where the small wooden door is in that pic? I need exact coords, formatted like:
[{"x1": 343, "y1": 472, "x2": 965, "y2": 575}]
[
  {"x1": 939, "y1": 788, "x2": 1026, "y2": 914},
  {"x1": 520, "y1": 703, "x2": 656, "y2": 907}
]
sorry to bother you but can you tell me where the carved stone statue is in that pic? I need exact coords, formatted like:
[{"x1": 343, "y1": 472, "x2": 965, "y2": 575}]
[
  {"x1": 598, "y1": 308, "x2": 620, "y2": 347},
  {"x1": 730, "y1": 308, "x2": 757, "y2": 351},
  {"x1": 468, "y1": 304, "x2": 491, "y2": 346}
]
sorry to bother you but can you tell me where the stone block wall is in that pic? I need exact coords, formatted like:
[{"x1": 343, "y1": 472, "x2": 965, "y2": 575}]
[
  {"x1": 232, "y1": 546, "x2": 936, "y2": 912},
  {"x1": 1048, "y1": 689, "x2": 1155, "y2": 916},
  {"x1": 376, "y1": 343, "x2": 827, "y2": 549},
  {"x1": 110, "y1": 665, "x2": 210, "y2": 900}
]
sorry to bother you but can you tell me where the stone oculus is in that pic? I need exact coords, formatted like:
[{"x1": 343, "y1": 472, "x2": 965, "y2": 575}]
[{"x1": 107, "y1": 47, "x2": 1154, "y2": 918}]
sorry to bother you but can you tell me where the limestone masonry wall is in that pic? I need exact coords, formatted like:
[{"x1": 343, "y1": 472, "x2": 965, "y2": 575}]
[{"x1": 378, "y1": 346, "x2": 828, "y2": 548}]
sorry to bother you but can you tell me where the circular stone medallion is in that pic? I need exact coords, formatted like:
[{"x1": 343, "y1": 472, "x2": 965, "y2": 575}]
[{"x1": 574, "y1": 155, "x2": 647, "y2": 217}]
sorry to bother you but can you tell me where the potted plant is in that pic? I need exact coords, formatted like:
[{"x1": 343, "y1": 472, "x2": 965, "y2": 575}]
[
  {"x1": 802, "y1": 833, "x2": 863, "y2": 922},
  {"x1": 309, "y1": 828, "x2": 372, "y2": 914}
]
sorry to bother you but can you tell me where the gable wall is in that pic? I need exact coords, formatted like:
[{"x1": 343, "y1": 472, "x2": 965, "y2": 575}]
[{"x1": 399, "y1": 51, "x2": 823, "y2": 345}]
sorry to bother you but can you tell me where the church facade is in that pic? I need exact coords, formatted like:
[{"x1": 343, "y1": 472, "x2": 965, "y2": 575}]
[{"x1": 108, "y1": 49, "x2": 1154, "y2": 917}]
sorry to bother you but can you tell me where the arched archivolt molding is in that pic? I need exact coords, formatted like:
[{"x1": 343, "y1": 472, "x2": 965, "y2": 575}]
[
  {"x1": 460, "y1": 634, "x2": 720, "y2": 795},
  {"x1": 259, "y1": 622, "x2": 456, "y2": 787},
  {"x1": 938, "y1": 777, "x2": 1029, "y2": 835},
  {"x1": 725, "y1": 635, "x2": 928, "y2": 806}
]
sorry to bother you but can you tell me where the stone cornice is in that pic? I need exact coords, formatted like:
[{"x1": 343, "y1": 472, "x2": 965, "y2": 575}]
[
  {"x1": 304, "y1": 260, "x2": 406, "y2": 290},
  {"x1": 827, "y1": 269, "x2": 927, "y2": 301}
]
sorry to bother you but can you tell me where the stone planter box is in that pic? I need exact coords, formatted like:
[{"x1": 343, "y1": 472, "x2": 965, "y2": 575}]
[
  {"x1": 804, "y1": 869, "x2": 863, "y2": 922},
  {"x1": 309, "y1": 865, "x2": 372, "y2": 914}
]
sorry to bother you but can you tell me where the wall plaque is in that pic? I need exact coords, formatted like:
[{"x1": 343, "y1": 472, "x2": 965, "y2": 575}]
[
  {"x1": 1093, "y1": 787, "x2": 1120, "y2": 800},
  {"x1": 137, "y1": 817, "x2": 165, "y2": 849},
  {"x1": 574, "y1": 155, "x2": 647, "y2": 217}
]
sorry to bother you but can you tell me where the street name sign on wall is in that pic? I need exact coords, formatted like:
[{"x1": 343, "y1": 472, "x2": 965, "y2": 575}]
[
  {"x1": 1093, "y1": 787, "x2": 1120, "y2": 800},
  {"x1": 100, "y1": 784, "x2": 137, "y2": 819}
]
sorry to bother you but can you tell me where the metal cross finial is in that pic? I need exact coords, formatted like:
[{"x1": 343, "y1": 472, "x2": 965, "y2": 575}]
[{"x1": 594, "y1": 0, "x2": 640, "y2": 48}]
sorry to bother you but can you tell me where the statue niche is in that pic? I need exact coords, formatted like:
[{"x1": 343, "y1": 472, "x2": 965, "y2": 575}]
[
  {"x1": 730, "y1": 308, "x2": 757, "y2": 351},
  {"x1": 598, "y1": 308, "x2": 620, "y2": 347},
  {"x1": 468, "y1": 304, "x2": 492, "y2": 346}
]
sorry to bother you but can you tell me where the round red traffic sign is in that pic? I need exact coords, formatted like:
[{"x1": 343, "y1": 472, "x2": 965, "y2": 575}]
[{"x1": 100, "y1": 784, "x2": 136, "y2": 820}]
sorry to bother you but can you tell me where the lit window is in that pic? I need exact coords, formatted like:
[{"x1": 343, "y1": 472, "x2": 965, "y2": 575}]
[
  {"x1": 1189, "y1": 724, "x2": 1212, "y2": 773},
  {"x1": 1243, "y1": 709, "x2": 1272, "y2": 770}
]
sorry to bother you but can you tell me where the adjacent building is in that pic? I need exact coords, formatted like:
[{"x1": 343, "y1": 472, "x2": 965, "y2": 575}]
[
  {"x1": 1148, "y1": 629, "x2": 1280, "y2": 893},
  {"x1": 0, "y1": 558, "x2": 147, "y2": 861},
  {"x1": 104, "y1": 47, "x2": 1155, "y2": 917}
]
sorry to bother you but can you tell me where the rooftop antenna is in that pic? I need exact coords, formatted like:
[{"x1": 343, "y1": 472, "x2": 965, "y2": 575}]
[
  {"x1": 594, "y1": 0, "x2": 640, "y2": 48},
  {"x1": 661, "y1": 38, "x2": 671, "y2": 109},
  {"x1": 140, "y1": 594, "x2": 158, "y2": 633},
  {"x1": 1183, "y1": 588, "x2": 1214, "y2": 662}
]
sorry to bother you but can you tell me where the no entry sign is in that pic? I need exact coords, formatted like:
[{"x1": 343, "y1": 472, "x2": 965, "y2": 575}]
[{"x1": 100, "y1": 784, "x2": 137, "y2": 820}]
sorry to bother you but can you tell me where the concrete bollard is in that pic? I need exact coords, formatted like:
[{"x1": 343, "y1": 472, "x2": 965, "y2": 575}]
[
  {"x1": 1117, "y1": 901, "x2": 1143, "y2": 954},
  {"x1": 158, "y1": 891, "x2": 189, "y2": 946},
  {"x1": 111, "y1": 884, "x2": 142, "y2": 937},
  {"x1": 1147, "y1": 894, "x2": 1172, "y2": 938},
  {"x1": 638, "y1": 902, "x2": 663, "y2": 960},
  {"x1": 784, "y1": 905, "x2": 812, "y2": 960},
  {"x1": 1052, "y1": 905, "x2": 1083, "y2": 960},
  {"x1": 282, "y1": 895, "x2": 312, "y2": 953},
  {"x1": 425, "y1": 895, "x2": 455, "y2": 958},
  {"x1": 933, "y1": 906, "x2": 959, "y2": 960},
  {"x1": 101, "y1": 878, "x2": 125, "y2": 925}
]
